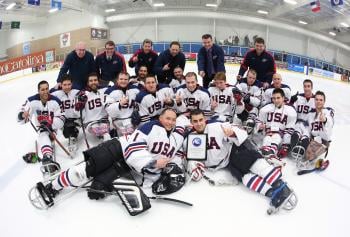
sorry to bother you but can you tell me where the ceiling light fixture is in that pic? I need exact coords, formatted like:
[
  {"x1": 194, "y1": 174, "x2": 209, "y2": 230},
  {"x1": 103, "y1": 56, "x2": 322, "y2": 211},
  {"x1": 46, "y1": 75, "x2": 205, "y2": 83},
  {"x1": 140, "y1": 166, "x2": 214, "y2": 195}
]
[
  {"x1": 206, "y1": 4, "x2": 218, "y2": 7},
  {"x1": 257, "y1": 10, "x2": 268, "y2": 15},
  {"x1": 105, "y1": 9, "x2": 116, "y2": 13},
  {"x1": 6, "y1": 2, "x2": 16, "y2": 10},
  {"x1": 298, "y1": 20, "x2": 308, "y2": 25},
  {"x1": 329, "y1": 31, "x2": 336, "y2": 36},
  {"x1": 284, "y1": 0, "x2": 297, "y2": 5},
  {"x1": 340, "y1": 22, "x2": 349, "y2": 27},
  {"x1": 153, "y1": 3, "x2": 165, "y2": 7}
]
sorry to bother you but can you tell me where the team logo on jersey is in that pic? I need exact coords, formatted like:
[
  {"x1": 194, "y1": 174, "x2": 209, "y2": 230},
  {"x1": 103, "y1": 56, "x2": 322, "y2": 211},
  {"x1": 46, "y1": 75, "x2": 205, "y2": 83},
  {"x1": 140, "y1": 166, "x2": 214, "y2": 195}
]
[{"x1": 192, "y1": 137, "x2": 202, "y2": 147}]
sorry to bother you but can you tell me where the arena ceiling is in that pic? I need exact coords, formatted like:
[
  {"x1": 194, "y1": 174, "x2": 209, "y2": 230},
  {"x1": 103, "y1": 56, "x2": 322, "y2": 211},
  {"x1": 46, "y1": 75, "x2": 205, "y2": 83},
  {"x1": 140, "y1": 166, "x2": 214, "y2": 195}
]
[{"x1": 1, "y1": 0, "x2": 349, "y2": 45}]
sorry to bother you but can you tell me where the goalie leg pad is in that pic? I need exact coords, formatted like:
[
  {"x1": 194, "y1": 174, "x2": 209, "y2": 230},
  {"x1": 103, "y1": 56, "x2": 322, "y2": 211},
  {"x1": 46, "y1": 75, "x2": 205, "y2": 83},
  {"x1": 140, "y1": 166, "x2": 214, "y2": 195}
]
[
  {"x1": 152, "y1": 163, "x2": 186, "y2": 195},
  {"x1": 88, "y1": 166, "x2": 120, "y2": 200},
  {"x1": 83, "y1": 138, "x2": 125, "y2": 178}
]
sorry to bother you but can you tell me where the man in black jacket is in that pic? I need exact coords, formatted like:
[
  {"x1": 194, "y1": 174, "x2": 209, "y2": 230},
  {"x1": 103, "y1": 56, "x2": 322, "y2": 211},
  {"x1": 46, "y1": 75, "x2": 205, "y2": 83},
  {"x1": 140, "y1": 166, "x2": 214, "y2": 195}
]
[
  {"x1": 56, "y1": 41, "x2": 95, "y2": 90},
  {"x1": 154, "y1": 41, "x2": 186, "y2": 83},
  {"x1": 128, "y1": 39, "x2": 158, "y2": 75},
  {"x1": 95, "y1": 41, "x2": 126, "y2": 87},
  {"x1": 197, "y1": 34, "x2": 226, "y2": 88},
  {"x1": 237, "y1": 37, "x2": 276, "y2": 89}
]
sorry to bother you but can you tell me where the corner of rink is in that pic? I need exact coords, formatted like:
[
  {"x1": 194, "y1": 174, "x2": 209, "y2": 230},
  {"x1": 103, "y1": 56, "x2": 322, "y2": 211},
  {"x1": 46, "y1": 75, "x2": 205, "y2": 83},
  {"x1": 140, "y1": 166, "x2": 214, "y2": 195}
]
[{"x1": 0, "y1": 63, "x2": 350, "y2": 237}]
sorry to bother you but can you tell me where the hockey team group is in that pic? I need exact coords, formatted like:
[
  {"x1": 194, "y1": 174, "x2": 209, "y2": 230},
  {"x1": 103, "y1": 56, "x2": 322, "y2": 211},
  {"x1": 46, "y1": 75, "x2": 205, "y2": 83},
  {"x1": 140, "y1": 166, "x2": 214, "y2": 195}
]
[{"x1": 17, "y1": 35, "x2": 334, "y2": 216}]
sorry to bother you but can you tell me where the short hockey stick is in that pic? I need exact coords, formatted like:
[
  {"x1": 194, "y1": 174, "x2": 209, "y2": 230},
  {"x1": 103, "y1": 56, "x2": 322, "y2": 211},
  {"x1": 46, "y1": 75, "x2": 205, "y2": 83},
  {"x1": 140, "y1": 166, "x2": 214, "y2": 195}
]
[
  {"x1": 297, "y1": 160, "x2": 329, "y2": 175},
  {"x1": 29, "y1": 118, "x2": 73, "y2": 158}
]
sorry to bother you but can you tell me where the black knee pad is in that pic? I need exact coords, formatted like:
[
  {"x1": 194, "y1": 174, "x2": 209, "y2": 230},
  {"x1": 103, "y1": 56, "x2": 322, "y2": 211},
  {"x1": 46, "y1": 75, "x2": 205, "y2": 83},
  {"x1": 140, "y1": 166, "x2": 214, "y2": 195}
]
[
  {"x1": 229, "y1": 149, "x2": 260, "y2": 176},
  {"x1": 84, "y1": 138, "x2": 125, "y2": 178},
  {"x1": 152, "y1": 163, "x2": 185, "y2": 195},
  {"x1": 63, "y1": 119, "x2": 79, "y2": 138}
]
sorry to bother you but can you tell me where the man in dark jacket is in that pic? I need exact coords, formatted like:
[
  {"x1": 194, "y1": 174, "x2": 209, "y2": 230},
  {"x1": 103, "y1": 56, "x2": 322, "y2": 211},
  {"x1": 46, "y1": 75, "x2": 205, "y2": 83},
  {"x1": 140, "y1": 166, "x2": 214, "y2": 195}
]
[
  {"x1": 95, "y1": 41, "x2": 126, "y2": 87},
  {"x1": 154, "y1": 41, "x2": 186, "y2": 83},
  {"x1": 237, "y1": 37, "x2": 276, "y2": 89},
  {"x1": 56, "y1": 41, "x2": 95, "y2": 90},
  {"x1": 128, "y1": 39, "x2": 158, "y2": 75},
  {"x1": 197, "y1": 34, "x2": 225, "y2": 88}
]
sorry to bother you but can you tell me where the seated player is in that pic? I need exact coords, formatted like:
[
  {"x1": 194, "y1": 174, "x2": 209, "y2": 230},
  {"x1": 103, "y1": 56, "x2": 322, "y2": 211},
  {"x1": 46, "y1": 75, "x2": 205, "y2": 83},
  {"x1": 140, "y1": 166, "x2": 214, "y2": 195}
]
[
  {"x1": 105, "y1": 72, "x2": 140, "y2": 137},
  {"x1": 18, "y1": 80, "x2": 64, "y2": 175},
  {"x1": 129, "y1": 65, "x2": 148, "y2": 90},
  {"x1": 51, "y1": 75, "x2": 80, "y2": 153},
  {"x1": 289, "y1": 79, "x2": 315, "y2": 161},
  {"x1": 75, "y1": 73, "x2": 111, "y2": 142},
  {"x1": 236, "y1": 69, "x2": 263, "y2": 133},
  {"x1": 185, "y1": 110, "x2": 297, "y2": 214},
  {"x1": 168, "y1": 66, "x2": 185, "y2": 92},
  {"x1": 175, "y1": 72, "x2": 211, "y2": 119},
  {"x1": 135, "y1": 75, "x2": 175, "y2": 125},
  {"x1": 208, "y1": 72, "x2": 243, "y2": 122},
  {"x1": 297, "y1": 91, "x2": 334, "y2": 170},
  {"x1": 257, "y1": 88, "x2": 296, "y2": 164},
  {"x1": 262, "y1": 73, "x2": 291, "y2": 106}
]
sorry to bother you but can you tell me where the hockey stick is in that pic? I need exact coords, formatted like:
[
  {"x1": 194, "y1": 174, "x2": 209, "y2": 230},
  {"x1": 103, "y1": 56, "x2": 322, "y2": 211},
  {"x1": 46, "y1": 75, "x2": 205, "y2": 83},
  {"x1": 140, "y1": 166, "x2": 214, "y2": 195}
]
[
  {"x1": 40, "y1": 123, "x2": 73, "y2": 159},
  {"x1": 148, "y1": 196, "x2": 193, "y2": 206},
  {"x1": 29, "y1": 118, "x2": 73, "y2": 158},
  {"x1": 297, "y1": 160, "x2": 329, "y2": 175},
  {"x1": 80, "y1": 109, "x2": 90, "y2": 149}
]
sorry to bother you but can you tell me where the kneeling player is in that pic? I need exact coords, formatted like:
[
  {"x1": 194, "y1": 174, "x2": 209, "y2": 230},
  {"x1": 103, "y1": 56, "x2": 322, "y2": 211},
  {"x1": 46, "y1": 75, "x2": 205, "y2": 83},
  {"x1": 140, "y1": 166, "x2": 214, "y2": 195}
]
[
  {"x1": 186, "y1": 110, "x2": 297, "y2": 214},
  {"x1": 297, "y1": 91, "x2": 334, "y2": 170},
  {"x1": 18, "y1": 80, "x2": 64, "y2": 175}
]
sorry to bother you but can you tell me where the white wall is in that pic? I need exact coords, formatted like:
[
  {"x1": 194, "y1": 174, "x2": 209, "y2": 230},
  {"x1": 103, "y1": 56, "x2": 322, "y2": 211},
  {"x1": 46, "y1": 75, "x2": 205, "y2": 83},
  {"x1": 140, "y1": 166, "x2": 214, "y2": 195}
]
[
  {"x1": 107, "y1": 16, "x2": 350, "y2": 68},
  {"x1": 0, "y1": 32, "x2": 8, "y2": 57},
  {"x1": 109, "y1": 19, "x2": 155, "y2": 44},
  {"x1": 4, "y1": 10, "x2": 107, "y2": 50}
]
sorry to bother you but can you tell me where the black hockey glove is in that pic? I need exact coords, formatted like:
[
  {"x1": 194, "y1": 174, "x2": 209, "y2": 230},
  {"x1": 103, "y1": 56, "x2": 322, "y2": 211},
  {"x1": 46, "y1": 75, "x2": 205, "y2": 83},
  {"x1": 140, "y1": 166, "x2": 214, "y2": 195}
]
[
  {"x1": 39, "y1": 120, "x2": 53, "y2": 133},
  {"x1": 289, "y1": 92, "x2": 299, "y2": 105},
  {"x1": 243, "y1": 94, "x2": 251, "y2": 104}
]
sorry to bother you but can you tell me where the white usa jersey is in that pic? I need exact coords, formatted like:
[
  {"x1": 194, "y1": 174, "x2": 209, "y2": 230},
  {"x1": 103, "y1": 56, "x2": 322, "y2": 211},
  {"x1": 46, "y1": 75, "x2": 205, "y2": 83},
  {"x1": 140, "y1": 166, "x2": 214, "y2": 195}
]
[
  {"x1": 18, "y1": 94, "x2": 65, "y2": 130},
  {"x1": 123, "y1": 120, "x2": 185, "y2": 173},
  {"x1": 238, "y1": 79, "x2": 263, "y2": 108},
  {"x1": 183, "y1": 121, "x2": 247, "y2": 170},
  {"x1": 135, "y1": 84, "x2": 175, "y2": 124},
  {"x1": 176, "y1": 85, "x2": 211, "y2": 117},
  {"x1": 104, "y1": 84, "x2": 139, "y2": 119},
  {"x1": 81, "y1": 89, "x2": 108, "y2": 124},
  {"x1": 168, "y1": 78, "x2": 185, "y2": 92},
  {"x1": 262, "y1": 84, "x2": 291, "y2": 106},
  {"x1": 293, "y1": 93, "x2": 315, "y2": 122},
  {"x1": 208, "y1": 84, "x2": 235, "y2": 120},
  {"x1": 308, "y1": 107, "x2": 334, "y2": 142},
  {"x1": 258, "y1": 103, "x2": 297, "y2": 141},
  {"x1": 51, "y1": 89, "x2": 80, "y2": 119}
]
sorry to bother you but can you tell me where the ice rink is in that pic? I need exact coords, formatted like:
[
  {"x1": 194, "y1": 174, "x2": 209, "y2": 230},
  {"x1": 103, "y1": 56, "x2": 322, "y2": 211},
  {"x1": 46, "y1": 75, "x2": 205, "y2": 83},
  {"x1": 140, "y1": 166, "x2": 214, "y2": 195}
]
[{"x1": 1, "y1": 62, "x2": 350, "y2": 237}]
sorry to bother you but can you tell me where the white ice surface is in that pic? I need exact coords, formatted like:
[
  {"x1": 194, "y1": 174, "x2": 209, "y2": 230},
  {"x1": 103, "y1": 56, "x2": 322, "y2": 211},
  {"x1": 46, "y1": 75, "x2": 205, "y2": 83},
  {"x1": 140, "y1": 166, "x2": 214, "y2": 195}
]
[{"x1": 0, "y1": 62, "x2": 349, "y2": 237}]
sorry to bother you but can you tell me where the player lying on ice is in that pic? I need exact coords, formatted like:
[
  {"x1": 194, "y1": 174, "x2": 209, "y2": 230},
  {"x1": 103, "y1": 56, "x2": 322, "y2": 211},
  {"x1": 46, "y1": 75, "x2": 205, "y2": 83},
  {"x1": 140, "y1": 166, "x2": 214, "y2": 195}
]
[
  {"x1": 28, "y1": 108, "x2": 188, "y2": 215},
  {"x1": 185, "y1": 109, "x2": 297, "y2": 214}
]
